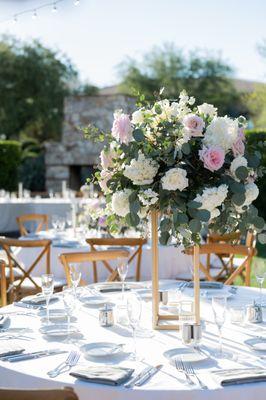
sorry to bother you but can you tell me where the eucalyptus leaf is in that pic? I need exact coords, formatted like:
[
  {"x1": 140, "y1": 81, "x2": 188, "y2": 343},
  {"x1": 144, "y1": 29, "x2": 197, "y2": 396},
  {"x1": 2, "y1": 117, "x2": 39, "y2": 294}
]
[
  {"x1": 125, "y1": 212, "x2": 140, "y2": 227},
  {"x1": 235, "y1": 166, "x2": 249, "y2": 181},
  {"x1": 258, "y1": 233, "x2": 266, "y2": 244},
  {"x1": 159, "y1": 231, "x2": 170, "y2": 245},
  {"x1": 187, "y1": 200, "x2": 202, "y2": 209},
  {"x1": 232, "y1": 193, "x2": 246, "y2": 206},
  {"x1": 181, "y1": 143, "x2": 191, "y2": 155},
  {"x1": 196, "y1": 209, "x2": 211, "y2": 222},
  {"x1": 130, "y1": 200, "x2": 140, "y2": 214},
  {"x1": 253, "y1": 216, "x2": 265, "y2": 230},
  {"x1": 189, "y1": 219, "x2": 202, "y2": 233},
  {"x1": 160, "y1": 217, "x2": 172, "y2": 231},
  {"x1": 247, "y1": 154, "x2": 260, "y2": 168},
  {"x1": 173, "y1": 211, "x2": 188, "y2": 226},
  {"x1": 133, "y1": 129, "x2": 144, "y2": 142},
  {"x1": 230, "y1": 182, "x2": 245, "y2": 194}
]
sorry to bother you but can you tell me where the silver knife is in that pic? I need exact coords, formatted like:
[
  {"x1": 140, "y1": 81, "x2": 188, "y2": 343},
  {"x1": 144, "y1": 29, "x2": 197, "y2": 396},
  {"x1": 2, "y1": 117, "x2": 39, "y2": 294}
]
[
  {"x1": 6, "y1": 349, "x2": 67, "y2": 362},
  {"x1": 13, "y1": 302, "x2": 45, "y2": 310},
  {"x1": 135, "y1": 365, "x2": 162, "y2": 386},
  {"x1": 124, "y1": 366, "x2": 152, "y2": 388}
]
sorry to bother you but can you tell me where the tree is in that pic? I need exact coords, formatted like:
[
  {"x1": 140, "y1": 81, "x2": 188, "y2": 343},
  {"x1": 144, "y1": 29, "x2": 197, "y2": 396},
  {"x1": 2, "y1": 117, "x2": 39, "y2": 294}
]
[
  {"x1": 0, "y1": 35, "x2": 77, "y2": 142},
  {"x1": 119, "y1": 43, "x2": 245, "y2": 117}
]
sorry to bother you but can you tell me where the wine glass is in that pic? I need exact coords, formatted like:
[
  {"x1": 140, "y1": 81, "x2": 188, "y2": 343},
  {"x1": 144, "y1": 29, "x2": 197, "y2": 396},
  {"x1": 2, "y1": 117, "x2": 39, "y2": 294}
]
[
  {"x1": 212, "y1": 296, "x2": 230, "y2": 358},
  {"x1": 62, "y1": 287, "x2": 76, "y2": 342},
  {"x1": 69, "y1": 264, "x2": 81, "y2": 300},
  {"x1": 51, "y1": 215, "x2": 59, "y2": 232},
  {"x1": 253, "y1": 259, "x2": 266, "y2": 306},
  {"x1": 41, "y1": 274, "x2": 54, "y2": 325},
  {"x1": 117, "y1": 257, "x2": 128, "y2": 302},
  {"x1": 57, "y1": 216, "x2": 66, "y2": 232},
  {"x1": 66, "y1": 212, "x2": 73, "y2": 229},
  {"x1": 127, "y1": 292, "x2": 142, "y2": 360}
]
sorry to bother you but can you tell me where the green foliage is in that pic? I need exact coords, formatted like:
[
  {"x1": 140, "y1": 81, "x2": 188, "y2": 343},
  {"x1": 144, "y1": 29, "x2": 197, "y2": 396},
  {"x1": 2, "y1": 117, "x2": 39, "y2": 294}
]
[
  {"x1": 245, "y1": 129, "x2": 266, "y2": 220},
  {"x1": 119, "y1": 43, "x2": 246, "y2": 117},
  {"x1": 19, "y1": 153, "x2": 45, "y2": 192},
  {"x1": 0, "y1": 140, "x2": 21, "y2": 191},
  {"x1": 0, "y1": 35, "x2": 77, "y2": 142}
]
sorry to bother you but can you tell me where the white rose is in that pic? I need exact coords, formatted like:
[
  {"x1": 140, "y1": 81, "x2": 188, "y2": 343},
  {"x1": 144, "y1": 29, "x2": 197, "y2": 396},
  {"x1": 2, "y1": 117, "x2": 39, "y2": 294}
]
[
  {"x1": 111, "y1": 189, "x2": 132, "y2": 217},
  {"x1": 197, "y1": 103, "x2": 217, "y2": 117},
  {"x1": 204, "y1": 116, "x2": 238, "y2": 152},
  {"x1": 161, "y1": 168, "x2": 188, "y2": 191},
  {"x1": 123, "y1": 151, "x2": 159, "y2": 185},
  {"x1": 194, "y1": 184, "x2": 228, "y2": 215},
  {"x1": 132, "y1": 109, "x2": 144, "y2": 125},
  {"x1": 230, "y1": 156, "x2": 248, "y2": 177},
  {"x1": 244, "y1": 183, "x2": 259, "y2": 206},
  {"x1": 138, "y1": 189, "x2": 159, "y2": 206}
]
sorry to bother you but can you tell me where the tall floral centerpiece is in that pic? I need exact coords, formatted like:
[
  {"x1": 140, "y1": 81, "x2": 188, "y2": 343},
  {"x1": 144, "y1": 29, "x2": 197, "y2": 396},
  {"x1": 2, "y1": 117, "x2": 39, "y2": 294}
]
[{"x1": 84, "y1": 90, "x2": 265, "y2": 328}]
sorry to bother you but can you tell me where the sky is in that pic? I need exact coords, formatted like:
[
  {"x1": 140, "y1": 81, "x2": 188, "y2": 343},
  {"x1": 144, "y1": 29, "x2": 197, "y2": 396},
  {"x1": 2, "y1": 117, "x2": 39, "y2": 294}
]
[{"x1": 0, "y1": 0, "x2": 265, "y2": 88}]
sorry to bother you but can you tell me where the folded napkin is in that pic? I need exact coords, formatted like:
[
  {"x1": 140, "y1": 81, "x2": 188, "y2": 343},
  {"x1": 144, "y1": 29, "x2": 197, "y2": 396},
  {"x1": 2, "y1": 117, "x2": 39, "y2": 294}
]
[
  {"x1": 70, "y1": 366, "x2": 134, "y2": 386},
  {"x1": 187, "y1": 281, "x2": 223, "y2": 289},
  {"x1": 21, "y1": 295, "x2": 58, "y2": 306},
  {"x1": 212, "y1": 368, "x2": 266, "y2": 386},
  {"x1": 0, "y1": 344, "x2": 24, "y2": 358},
  {"x1": 0, "y1": 315, "x2": 10, "y2": 328}
]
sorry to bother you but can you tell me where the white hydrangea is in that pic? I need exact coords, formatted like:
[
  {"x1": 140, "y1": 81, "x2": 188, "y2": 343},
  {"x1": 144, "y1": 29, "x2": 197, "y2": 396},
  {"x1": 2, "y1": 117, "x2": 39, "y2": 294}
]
[
  {"x1": 161, "y1": 168, "x2": 188, "y2": 191},
  {"x1": 123, "y1": 151, "x2": 159, "y2": 185},
  {"x1": 244, "y1": 183, "x2": 259, "y2": 206},
  {"x1": 132, "y1": 109, "x2": 145, "y2": 125},
  {"x1": 197, "y1": 103, "x2": 217, "y2": 117},
  {"x1": 204, "y1": 116, "x2": 238, "y2": 152},
  {"x1": 230, "y1": 156, "x2": 248, "y2": 177},
  {"x1": 194, "y1": 184, "x2": 228, "y2": 217},
  {"x1": 111, "y1": 189, "x2": 132, "y2": 217},
  {"x1": 138, "y1": 189, "x2": 159, "y2": 206}
]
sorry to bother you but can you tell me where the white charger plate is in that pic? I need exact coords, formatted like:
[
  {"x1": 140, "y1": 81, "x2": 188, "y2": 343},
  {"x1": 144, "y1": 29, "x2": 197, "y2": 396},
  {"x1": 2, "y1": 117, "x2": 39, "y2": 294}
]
[
  {"x1": 79, "y1": 295, "x2": 110, "y2": 307},
  {"x1": 245, "y1": 337, "x2": 266, "y2": 352},
  {"x1": 80, "y1": 342, "x2": 124, "y2": 358},
  {"x1": 164, "y1": 347, "x2": 208, "y2": 363},
  {"x1": 40, "y1": 323, "x2": 78, "y2": 337}
]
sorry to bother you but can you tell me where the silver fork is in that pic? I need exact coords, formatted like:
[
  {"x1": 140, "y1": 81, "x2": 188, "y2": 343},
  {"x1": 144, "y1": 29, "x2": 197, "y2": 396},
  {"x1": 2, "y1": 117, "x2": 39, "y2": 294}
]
[
  {"x1": 47, "y1": 351, "x2": 80, "y2": 378},
  {"x1": 183, "y1": 362, "x2": 208, "y2": 389},
  {"x1": 175, "y1": 358, "x2": 195, "y2": 386}
]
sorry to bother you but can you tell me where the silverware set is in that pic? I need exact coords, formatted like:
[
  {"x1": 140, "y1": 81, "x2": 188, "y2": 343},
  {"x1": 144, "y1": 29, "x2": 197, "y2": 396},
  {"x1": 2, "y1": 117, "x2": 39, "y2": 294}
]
[
  {"x1": 1, "y1": 349, "x2": 67, "y2": 362},
  {"x1": 177, "y1": 282, "x2": 188, "y2": 292},
  {"x1": 124, "y1": 364, "x2": 162, "y2": 388},
  {"x1": 47, "y1": 351, "x2": 80, "y2": 378},
  {"x1": 175, "y1": 358, "x2": 207, "y2": 389}
]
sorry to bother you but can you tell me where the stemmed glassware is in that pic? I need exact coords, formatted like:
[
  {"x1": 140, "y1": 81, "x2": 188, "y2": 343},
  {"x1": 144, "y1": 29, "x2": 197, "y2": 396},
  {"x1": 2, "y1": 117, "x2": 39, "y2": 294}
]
[
  {"x1": 127, "y1": 292, "x2": 142, "y2": 360},
  {"x1": 212, "y1": 296, "x2": 230, "y2": 358},
  {"x1": 62, "y1": 286, "x2": 76, "y2": 342},
  {"x1": 51, "y1": 215, "x2": 59, "y2": 232},
  {"x1": 69, "y1": 263, "x2": 81, "y2": 300},
  {"x1": 253, "y1": 259, "x2": 265, "y2": 306},
  {"x1": 41, "y1": 274, "x2": 54, "y2": 325},
  {"x1": 117, "y1": 257, "x2": 128, "y2": 302}
]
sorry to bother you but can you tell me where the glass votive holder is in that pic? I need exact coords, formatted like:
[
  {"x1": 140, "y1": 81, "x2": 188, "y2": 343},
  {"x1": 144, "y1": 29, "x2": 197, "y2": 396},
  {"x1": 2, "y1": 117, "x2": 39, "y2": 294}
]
[
  {"x1": 179, "y1": 300, "x2": 194, "y2": 322},
  {"x1": 229, "y1": 306, "x2": 245, "y2": 324}
]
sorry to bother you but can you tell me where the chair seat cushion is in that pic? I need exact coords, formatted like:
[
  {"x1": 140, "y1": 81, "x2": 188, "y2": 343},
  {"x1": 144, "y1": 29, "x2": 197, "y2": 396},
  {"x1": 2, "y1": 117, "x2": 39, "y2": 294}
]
[{"x1": 14, "y1": 277, "x2": 66, "y2": 290}]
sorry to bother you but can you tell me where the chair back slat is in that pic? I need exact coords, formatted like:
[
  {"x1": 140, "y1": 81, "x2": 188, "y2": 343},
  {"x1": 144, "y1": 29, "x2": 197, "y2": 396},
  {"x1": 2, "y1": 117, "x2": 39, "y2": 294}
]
[
  {"x1": 86, "y1": 238, "x2": 147, "y2": 282},
  {"x1": 16, "y1": 214, "x2": 49, "y2": 236},
  {"x1": 0, "y1": 260, "x2": 7, "y2": 307},
  {"x1": 59, "y1": 249, "x2": 129, "y2": 286}
]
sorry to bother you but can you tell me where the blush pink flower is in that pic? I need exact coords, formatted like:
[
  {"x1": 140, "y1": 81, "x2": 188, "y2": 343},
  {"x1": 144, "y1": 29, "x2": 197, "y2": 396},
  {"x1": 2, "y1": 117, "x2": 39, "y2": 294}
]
[
  {"x1": 232, "y1": 136, "x2": 245, "y2": 157},
  {"x1": 99, "y1": 170, "x2": 113, "y2": 193},
  {"x1": 199, "y1": 146, "x2": 225, "y2": 172},
  {"x1": 111, "y1": 111, "x2": 133, "y2": 145},
  {"x1": 238, "y1": 127, "x2": 246, "y2": 141},
  {"x1": 183, "y1": 114, "x2": 205, "y2": 137},
  {"x1": 100, "y1": 149, "x2": 115, "y2": 169}
]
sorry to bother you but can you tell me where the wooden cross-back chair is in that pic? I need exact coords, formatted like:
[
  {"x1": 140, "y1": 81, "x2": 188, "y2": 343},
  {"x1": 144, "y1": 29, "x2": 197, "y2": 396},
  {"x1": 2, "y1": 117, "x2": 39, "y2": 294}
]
[
  {"x1": 185, "y1": 243, "x2": 256, "y2": 286},
  {"x1": 86, "y1": 238, "x2": 147, "y2": 282},
  {"x1": 59, "y1": 249, "x2": 130, "y2": 286},
  {"x1": 0, "y1": 387, "x2": 78, "y2": 400},
  {"x1": 206, "y1": 230, "x2": 256, "y2": 282},
  {"x1": 0, "y1": 259, "x2": 7, "y2": 307},
  {"x1": 16, "y1": 213, "x2": 49, "y2": 236},
  {"x1": 0, "y1": 237, "x2": 51, "y2": 302}
]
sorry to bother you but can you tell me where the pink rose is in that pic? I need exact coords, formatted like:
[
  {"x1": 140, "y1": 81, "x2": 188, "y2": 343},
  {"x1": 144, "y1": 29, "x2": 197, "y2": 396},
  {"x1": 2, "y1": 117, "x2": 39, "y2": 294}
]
[
  {"x1": 183, "y1": 114, "x2": 205, "y2": 137},
  {"x1": 111, "y1": 112, "x2": 133, "y2": 144},
  {"x1": 100, "y1": 149, "x2": 115, "y2": 169},
  {"x1": 99, "y1": 170, "x2": 113, "y2": 193},
  {"x1": 238, "y1": 127, "x2": 246, "y2": 141},
  {"x1": 232, "y1": 136, "x2": 245, "y2": 157},
  {"x1": 199, "y1": 146, "x2": 225, "y2": 172}
]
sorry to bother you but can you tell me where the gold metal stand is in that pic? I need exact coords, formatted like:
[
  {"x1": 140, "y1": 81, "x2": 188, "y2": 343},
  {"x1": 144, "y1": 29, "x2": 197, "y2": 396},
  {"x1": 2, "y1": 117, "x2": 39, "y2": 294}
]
[{"x1": 151, "y1": 210, "x2": 200, "y2": 329}]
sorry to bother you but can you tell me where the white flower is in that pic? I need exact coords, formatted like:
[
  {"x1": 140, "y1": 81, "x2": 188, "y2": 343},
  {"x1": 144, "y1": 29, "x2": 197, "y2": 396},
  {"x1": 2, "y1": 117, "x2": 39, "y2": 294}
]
[
  {"x1": 111, "y1": 189, "x2": 132, "y2": 217},
  {"x1": 132, "y1": 109, "x2": 145, "y2": 125},
  {"x1": 161, "y1": 168, "x2": 189, "y2": 191},
  {"x1": 123, "y1": 151, "x2": 159, "y2": 185},
  {"x1": 138, "y1": 189, "x2": 159, "y2": 206},
  {"x1": 244, "y1": 183, "x2": 259, "y2": 206},
  {"x1": 230, "y1": 156, "x2": 248, "y2": 177},
  {"x1": 204, "y1": 116, "x2": 238, "y2": 152},
  {"x1": 197, "y1": 103, "x2": 217, "y2": 117},
  {"x1": 194, "y1": 184, "x2": 228, "y2": 216}
]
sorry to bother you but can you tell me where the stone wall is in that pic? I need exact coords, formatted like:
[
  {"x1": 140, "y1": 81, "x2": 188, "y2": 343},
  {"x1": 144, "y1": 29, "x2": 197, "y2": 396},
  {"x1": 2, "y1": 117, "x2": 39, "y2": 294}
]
[{"x1": 45, "y1": 94, "x2": 135, "y2": 191}]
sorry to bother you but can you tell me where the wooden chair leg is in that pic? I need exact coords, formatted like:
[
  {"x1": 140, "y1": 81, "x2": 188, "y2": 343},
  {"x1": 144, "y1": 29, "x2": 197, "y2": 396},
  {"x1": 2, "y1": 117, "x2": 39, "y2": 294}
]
[
  {"x1": 1, "y1": 261, "x2": 7, "y2": 307},
  {"x1": 92, "y1": 261, "x2": 98, "y2": 283}
]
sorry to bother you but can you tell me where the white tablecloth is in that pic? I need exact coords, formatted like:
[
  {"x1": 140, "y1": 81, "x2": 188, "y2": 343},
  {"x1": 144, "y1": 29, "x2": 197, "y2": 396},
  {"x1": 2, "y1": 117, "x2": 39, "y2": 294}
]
[{"x1": 0, "y1": 283, "x2": 266, "y2": 399}]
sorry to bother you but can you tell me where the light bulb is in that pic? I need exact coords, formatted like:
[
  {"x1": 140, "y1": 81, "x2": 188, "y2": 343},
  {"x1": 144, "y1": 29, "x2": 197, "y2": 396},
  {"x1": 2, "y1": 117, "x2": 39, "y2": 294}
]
[
  {"x1": 32, "y1": 9, "x2": 37, "y2": 19},
  {"x1": 52, "y1": 3, "x2": 58, "y2": 13}
]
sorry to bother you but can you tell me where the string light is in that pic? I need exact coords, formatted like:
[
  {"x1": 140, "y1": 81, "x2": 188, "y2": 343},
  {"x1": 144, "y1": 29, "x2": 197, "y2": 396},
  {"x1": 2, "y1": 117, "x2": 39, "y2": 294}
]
[{"x1": 0, "y1": 0, "x2": 80, "y2": 25}]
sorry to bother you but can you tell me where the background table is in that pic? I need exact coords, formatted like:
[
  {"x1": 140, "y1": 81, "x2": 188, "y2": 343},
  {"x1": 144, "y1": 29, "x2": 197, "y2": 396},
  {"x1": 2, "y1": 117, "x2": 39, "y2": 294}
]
[{"x1": 0, "y1": 283, "x2": 266, "y2": 399}]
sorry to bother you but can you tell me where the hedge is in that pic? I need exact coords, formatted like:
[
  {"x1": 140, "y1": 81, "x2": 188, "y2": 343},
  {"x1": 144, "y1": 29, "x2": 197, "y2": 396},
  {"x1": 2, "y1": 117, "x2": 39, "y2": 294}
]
[
  {"x1": 245, "y1": 129, "x2": 266, "y2": 220},
  {"x1": 0, "y1": 141, "x2": 21, "y2": 191}
]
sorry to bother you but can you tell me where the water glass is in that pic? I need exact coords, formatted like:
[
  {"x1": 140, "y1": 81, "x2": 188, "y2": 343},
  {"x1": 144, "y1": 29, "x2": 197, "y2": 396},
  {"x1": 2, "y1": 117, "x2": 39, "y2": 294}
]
[
  {"x1": 41, "y1": 274, "x2": 54, "y2": 324},
  {"x1": 69, "y1": 263, "x2": 81, "y2": 299},
  {"x1": 127, "y1": 292, "x2": 142, "y2": 360},
  {"x1": 229, "y1": 306, "x2": 245, "y2": 324},
  {"x1": 253, "y1": 259, "x2": 265, "y2": 306},
  {"x1": 212, "y1": 296, "x2": 230, "y2": 358},
  {"x1": 117, "y1": 257, "x2": 128, "y2": 301},
  {"x1": 62, "y1": 287, "x2": 76, "y2": 341},
  {"x1": 51, "y1": 215, "x2": 59, "y2": 231}
]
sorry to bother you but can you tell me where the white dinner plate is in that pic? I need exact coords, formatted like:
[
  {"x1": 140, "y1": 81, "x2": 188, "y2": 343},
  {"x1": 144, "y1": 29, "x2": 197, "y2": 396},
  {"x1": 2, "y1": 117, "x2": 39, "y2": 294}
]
[
  {"x1": 164, "y1": 347, "x2": 208, "y2": 363},
  {"x1": 244, "y1": 337, "x2": 266, "y2": 352},
  {"x1": 200, "y1": 290, "x2": 233, "y2": 300},
  {"x1": 79, "y1": 295, "x2": 110, "y2": 307},
  {"x1": 38, "y1": 309, "x2": 76, "y2": 323},
  {"x1": 40, "y1": 323, "x2": 78, "y2": 337},
  {"x1": 80, "y1": 342, "x2": 124, "y2": 358},
  {"x1": 92, "y1": 281, "x2": 145, "y2": 293}
]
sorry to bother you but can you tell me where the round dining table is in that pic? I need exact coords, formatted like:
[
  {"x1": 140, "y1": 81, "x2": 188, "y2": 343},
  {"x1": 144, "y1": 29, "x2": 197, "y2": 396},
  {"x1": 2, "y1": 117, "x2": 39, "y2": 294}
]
[{"x1": 0, "y1": 281, "x2": 266, "y2": 400}]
